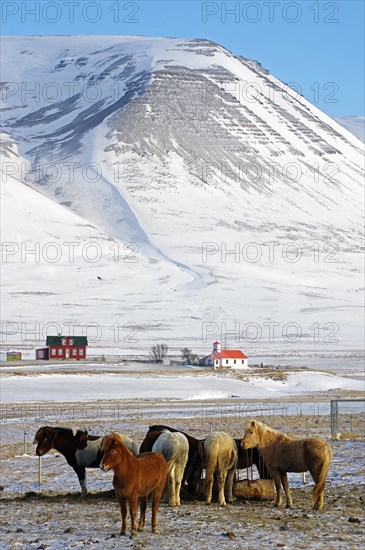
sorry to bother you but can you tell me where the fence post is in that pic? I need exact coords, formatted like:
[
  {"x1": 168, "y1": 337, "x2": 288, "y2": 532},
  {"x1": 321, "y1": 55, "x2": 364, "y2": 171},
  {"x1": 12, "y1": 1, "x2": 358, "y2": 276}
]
[
  {"x1": 38, "y1": 456, "x2": 42, "y2": 485},
  {"x1": 330, "y1": 400, "x2": 338, "y2": 439},
  {"x1": 23, "y1": 431, "x2": 26, "y2": 454}
]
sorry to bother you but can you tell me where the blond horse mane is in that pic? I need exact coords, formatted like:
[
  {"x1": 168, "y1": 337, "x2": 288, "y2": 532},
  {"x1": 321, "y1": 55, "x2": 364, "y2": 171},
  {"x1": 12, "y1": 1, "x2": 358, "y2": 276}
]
[{"x1": 246, "y1": 420, "x2": 282, "y2": 437}]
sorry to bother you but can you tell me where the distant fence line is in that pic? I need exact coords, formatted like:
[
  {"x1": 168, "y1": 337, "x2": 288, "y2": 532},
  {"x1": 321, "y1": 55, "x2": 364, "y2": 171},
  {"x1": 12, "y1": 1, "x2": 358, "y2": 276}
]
[
  {"x1": 330, "y1": 399, "x2": 365, "y2": 439},
  {"x1": 2, "y1": 400, "x2": 363, "y2": 426}
]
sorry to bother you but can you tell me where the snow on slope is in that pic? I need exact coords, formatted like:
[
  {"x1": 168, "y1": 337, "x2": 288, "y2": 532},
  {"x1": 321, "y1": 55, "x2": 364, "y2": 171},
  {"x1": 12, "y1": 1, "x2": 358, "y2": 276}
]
[
  {"x1": 1, "y1": 36, "x2": 364, "y2": 355},
  {"x1": 1, "y1": 370, "x2": 362, "y2": 403},
  {"x1": 334, "y1": 116, "x2": 365, "y2": 143}
]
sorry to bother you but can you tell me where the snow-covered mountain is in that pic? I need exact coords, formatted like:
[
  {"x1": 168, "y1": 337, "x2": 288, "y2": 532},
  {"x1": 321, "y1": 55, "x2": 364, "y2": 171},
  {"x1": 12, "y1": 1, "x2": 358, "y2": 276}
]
[
  {"x1": 335, "y1": 117, "x2": 365, "y2": 143},
  {"x1": 1, "y1": 36, "x2": 364, "y2": 356}
]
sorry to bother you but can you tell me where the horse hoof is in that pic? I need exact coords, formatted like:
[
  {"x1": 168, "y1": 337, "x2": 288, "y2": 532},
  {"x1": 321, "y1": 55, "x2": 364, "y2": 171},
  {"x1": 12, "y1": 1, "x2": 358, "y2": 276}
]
[
  {"x1": 138, "y1": 527, "x2": 144, "y2": 532},
  {"x1": 152, "y1": 528, "x2": 159, "y2": 534},
  {"x1": 120, "y1": 531, "x2": 127, "y2": 537},
  {"x1": 129, "y1": 533, "x2": 137, "y2": 540}
]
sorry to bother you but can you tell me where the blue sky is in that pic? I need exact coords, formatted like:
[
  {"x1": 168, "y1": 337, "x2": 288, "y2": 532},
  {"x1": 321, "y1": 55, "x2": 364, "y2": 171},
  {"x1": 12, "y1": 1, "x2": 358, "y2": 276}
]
[{"x1": 1, "y1": 0, "x2": 364, "y2": 116}]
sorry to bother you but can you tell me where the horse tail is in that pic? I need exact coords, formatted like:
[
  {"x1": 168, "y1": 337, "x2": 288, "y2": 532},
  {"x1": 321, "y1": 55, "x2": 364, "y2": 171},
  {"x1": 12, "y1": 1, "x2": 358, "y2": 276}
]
[
  {"x1": 229, "y1": 447, "x2": 238, "y2": 469},
  {"x1": 165, "y1": 455, "x2": 177, "y2": 479},
  {"x1": 312, "y1": 442, "x2": 333, "y2": 504},
  {"x1": 205, "y1": 437, "x2": 222, "y2": 483}
]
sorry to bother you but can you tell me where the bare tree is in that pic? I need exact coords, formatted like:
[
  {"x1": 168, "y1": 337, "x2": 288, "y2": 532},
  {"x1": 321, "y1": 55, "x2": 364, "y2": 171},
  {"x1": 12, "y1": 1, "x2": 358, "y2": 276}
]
[
  {"x1": 180, "y1": 347, "x2": 198, "y2": 365},
  {"x1": 149, "y1": 344, "x2": 169, "y2": 363}
]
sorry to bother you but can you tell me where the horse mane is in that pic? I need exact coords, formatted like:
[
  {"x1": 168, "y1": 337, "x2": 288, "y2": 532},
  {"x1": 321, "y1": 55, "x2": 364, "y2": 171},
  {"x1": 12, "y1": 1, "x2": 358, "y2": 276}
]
[
  {"x1": 246, "y1": 420, "x2": 283, "y2": 437},
  {"x1": 35, "y1": 426, "x2": 87, "y2": 440},
  {"x1": 103, "y1": 433, "x2": 134, "y2": 457}
]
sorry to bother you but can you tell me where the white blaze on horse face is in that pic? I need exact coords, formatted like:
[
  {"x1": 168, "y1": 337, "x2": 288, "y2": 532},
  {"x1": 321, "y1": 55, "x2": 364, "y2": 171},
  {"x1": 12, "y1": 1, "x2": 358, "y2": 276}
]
[
  {"x1": 75, "y1": 437, "x2": 103, "y2": 466},
  {"x1": 72, "y1": 428, "x2": 78, "y2": 437}
]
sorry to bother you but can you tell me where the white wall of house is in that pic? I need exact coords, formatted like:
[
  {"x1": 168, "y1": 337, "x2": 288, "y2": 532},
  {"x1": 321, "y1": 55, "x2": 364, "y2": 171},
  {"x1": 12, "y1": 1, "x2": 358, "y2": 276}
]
[
  {"x1": 219, "y1": 358, "x2": 248, "y2": 368},
  {"x1": 202, "y1": 356, "x2": 248, "y2": 368},
  {"x1": 232, "y1": 358, "x2": 248, "y2": 368}
]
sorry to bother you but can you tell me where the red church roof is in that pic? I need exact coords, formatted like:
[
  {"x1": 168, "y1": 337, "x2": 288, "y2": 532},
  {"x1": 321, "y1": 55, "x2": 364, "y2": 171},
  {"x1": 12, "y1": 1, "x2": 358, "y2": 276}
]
[
  {"x1": 219, "y1": 350, "x2": 247, "y2": 359},
  {"x1": 210, "y1": 350, "x2": 247, "y2": 359}
]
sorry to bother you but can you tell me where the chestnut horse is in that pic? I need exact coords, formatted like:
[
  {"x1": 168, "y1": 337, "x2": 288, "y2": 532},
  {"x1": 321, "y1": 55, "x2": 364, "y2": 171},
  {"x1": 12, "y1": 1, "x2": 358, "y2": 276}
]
[
  {"x1": 241, "y1": 420, "x2": 333, "y2": 510},
  {"x1": 100, "y1": 433, "x2": 167, "y2": 539},
  {"x1": 33, "y1": 426, "x2": 138, "y2": 496}
]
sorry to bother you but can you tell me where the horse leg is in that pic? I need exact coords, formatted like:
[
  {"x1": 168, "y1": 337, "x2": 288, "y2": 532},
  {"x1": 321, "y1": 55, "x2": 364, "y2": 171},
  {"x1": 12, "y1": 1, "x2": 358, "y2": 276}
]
[
  {"x1": 272, "y1": 471, "x2": 282, "y2": 507},
  {"x1": 225, "y1": 464, "x2": 236, "y2": 503},
  {"x1": 129, "y1": 494, "x2": 138, "y2": 538},
  {"x1": 151, "y1": 486, "x2": 164, "y2": 534},
  {"x1": 310, "y1": 463, "x2": 327, "y2": 511},
  {"x1": 74, "y1": 466, "x2": 87, "y2": 497},
  {"x1": 280, "y1": 472, "x2": 292, "y2": 508},
  {"x1": 205, "y1": 471, "x2": 214, "y2": 505},
  {"x1": 119, "y1": 497, "x2": 128, "y2": 536},
  {"x1": 217, "y1": 469, "x2": 228, "y2": 506},
  {"x1": 138, "y1": 496, "x2": 147, "y2": 532},
  {"x1": 169, "y1": 465, "x2": 176, "y2": 506},
  {"x1": 175, "y1": 463, "x2": 184, "y2": 506},
  {"x1": 161, "y1": 472, "x2": 170, "y2": 503}
]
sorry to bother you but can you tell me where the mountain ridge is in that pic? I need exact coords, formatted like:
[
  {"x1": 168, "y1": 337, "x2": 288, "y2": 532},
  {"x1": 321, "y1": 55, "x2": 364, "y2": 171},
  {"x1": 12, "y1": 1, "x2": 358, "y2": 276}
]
[{"x1": 1, "y1": 35, "x2": 363, "y2": 353}]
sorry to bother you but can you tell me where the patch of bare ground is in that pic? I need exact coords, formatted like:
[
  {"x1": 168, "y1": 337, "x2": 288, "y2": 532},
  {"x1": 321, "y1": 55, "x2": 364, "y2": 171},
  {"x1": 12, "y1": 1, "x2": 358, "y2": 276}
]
[{"x1": 1, "y1": 484, "x2": 364, "y2": 549}]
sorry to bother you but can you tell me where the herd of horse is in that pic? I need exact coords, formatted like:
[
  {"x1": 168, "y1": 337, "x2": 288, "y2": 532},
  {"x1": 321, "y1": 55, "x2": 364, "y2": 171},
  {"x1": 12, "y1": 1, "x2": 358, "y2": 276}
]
[{"x1": 34, "y1": 420, "x2": 333, "y2": 539}]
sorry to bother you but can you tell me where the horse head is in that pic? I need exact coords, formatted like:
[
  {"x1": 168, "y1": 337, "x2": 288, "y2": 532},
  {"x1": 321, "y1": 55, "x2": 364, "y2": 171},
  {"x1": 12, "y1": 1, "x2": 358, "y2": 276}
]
[
  {"x1": 33, "y1": 426, "x2": 55, "y2": 456},
  {"x1": 241, "y1": 420, "x2": 261, "y2": 450},
  {"x1": 100, "y1": 433, "x2": 123, "y2": 472}
]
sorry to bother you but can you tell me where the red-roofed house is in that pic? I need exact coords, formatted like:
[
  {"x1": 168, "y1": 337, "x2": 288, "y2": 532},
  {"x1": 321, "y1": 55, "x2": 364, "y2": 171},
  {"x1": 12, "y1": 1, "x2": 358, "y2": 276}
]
[{"x1": 200, "y1": 341, "x2": 248, "y2": 369}]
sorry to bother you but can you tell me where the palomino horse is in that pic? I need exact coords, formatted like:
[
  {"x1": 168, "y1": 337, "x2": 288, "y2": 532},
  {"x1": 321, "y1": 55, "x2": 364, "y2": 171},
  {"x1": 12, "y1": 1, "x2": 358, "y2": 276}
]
[
  {"x1": 100, "y1": 433, "x2": 167, "y2": 539},
  {"x1": 146, "y1": 425, "x2": 204, "y2": 496},
  {"x1": 241, "y1": 420, "x2": 333, "y2": 510},
  {"x1": 204, "y1": 431, "x2": 238, "y2": 506},
  {"x1": 33, "y1": 426, "x2": 138, "y2": 496},
  {"x1": 151, "y1": 432, "x2": 189, "y2": 506}
]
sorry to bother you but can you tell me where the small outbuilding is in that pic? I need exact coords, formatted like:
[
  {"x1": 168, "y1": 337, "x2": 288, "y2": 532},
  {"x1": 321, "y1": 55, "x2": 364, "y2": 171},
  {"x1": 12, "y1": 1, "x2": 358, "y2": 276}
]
[
  {"x1": 7, "y1": 351, "x2": 22, "y2": 361},
  {"x1": 200, "y1": 341, "x2": 248, "y2": 368},
  {"x1": 0, "y1": 350, "x2": 22, "y2": 361}
]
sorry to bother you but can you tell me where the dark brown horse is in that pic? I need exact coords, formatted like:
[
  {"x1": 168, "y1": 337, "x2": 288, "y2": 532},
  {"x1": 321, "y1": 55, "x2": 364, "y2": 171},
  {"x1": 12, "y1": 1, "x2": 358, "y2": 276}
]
[
  {"x1": 234, "y1": 438, "x2": 271, "y2": 480},
  {"x1": 101, "y1": 433, "x2": 167, "y2": 538},
  {"x1": 33, "y1": 426, "x2": 138, "y2": 496}
]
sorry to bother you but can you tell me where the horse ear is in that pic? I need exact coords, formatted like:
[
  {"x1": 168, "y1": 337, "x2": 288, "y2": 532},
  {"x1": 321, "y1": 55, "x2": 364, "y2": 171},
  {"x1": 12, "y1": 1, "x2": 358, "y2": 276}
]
[{"x1": 251, "y1": 420, "x2": 256, "y2": 428}]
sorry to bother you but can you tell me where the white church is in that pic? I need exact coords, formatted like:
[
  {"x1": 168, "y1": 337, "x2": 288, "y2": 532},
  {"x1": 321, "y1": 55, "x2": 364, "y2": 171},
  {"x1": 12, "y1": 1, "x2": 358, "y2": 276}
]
[{"x1": 200, "y1": 341, "x2": 248, "y2": 369}]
